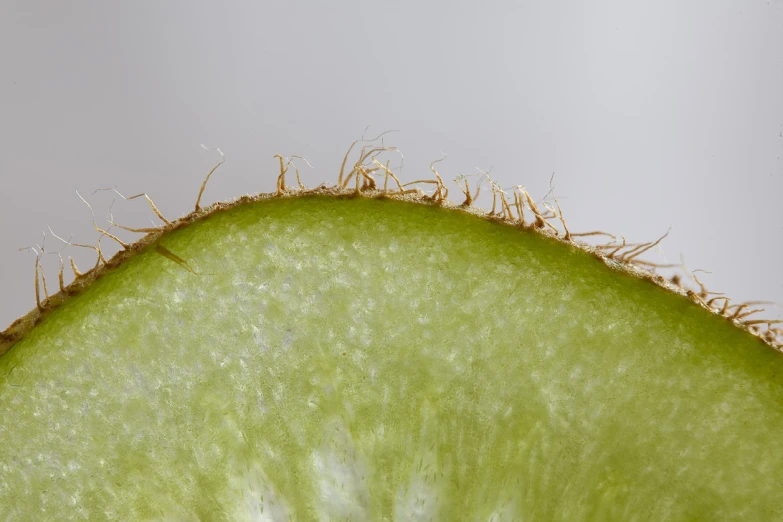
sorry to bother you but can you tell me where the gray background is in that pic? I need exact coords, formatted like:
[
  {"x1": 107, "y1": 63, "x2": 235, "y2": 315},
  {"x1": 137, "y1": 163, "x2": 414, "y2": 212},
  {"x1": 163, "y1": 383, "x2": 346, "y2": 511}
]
[{"x1": 1, "y1": 0, "x2": 782, "y2": 330}]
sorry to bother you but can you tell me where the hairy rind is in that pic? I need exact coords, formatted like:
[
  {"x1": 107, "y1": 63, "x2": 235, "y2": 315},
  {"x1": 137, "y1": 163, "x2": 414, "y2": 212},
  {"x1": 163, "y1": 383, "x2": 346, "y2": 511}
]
[{"x1": 2, "y1": 185, "x2": 779, "y2": 356}]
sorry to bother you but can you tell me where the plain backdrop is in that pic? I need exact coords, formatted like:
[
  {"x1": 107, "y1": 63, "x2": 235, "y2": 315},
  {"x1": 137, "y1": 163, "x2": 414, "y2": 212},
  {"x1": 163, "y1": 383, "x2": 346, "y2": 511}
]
[{"x1": 1, "y1": 0, "x2": 782, "y2": 330}]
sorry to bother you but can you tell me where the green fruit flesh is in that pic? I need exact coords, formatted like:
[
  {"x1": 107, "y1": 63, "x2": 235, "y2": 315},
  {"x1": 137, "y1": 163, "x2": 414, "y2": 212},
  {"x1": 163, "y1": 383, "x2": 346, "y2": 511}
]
[{"x1": 1, "y1": 195, "x2": 781, "y2": 520}]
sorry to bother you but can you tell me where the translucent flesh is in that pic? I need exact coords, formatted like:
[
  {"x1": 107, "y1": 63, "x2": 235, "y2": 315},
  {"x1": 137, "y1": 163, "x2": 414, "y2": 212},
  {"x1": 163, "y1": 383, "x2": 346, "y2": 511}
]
[{"x1": 1, "y1": 196, "x2": 781, "y2": 520}]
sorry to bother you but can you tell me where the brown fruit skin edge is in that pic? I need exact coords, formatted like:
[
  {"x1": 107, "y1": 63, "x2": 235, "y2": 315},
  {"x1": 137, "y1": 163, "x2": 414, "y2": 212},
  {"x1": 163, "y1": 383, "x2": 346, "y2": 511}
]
[{"x1": 2, "y1": 152, "x2": 781, "y2": 356}]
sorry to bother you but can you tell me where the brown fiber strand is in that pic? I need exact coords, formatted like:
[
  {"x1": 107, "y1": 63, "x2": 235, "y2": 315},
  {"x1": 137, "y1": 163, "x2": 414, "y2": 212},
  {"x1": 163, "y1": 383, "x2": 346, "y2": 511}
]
[{"x1": 194, "y1": 146, "x2": 225, "y2": 212}]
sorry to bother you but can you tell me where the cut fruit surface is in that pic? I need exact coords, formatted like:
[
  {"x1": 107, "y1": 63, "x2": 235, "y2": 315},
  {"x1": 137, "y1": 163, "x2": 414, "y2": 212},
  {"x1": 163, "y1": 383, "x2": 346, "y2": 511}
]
[{"x1": 1, "y1": 195, "x2": 781, "y2": 520}]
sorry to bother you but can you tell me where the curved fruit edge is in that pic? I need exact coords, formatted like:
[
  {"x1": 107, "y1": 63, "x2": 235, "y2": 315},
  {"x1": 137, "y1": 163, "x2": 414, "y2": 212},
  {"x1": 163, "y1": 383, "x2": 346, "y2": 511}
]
[{"x1": 2, "y1": 159, "x2": 781, "y2": 356}]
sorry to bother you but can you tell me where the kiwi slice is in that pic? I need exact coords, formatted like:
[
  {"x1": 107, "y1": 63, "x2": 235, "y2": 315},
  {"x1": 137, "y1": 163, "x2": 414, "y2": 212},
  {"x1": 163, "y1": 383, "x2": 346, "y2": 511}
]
[{"x1": 1, "y1": 149, "x2": 782, "y2": 521}]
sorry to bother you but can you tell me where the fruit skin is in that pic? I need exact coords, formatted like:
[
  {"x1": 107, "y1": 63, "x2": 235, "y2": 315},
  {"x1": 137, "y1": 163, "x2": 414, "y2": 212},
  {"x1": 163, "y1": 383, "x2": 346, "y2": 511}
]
[{"x1": 1, "y1": 192, "x2": 783, "y2": 520}]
